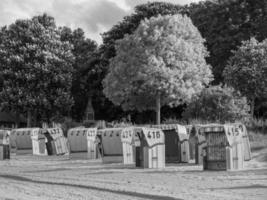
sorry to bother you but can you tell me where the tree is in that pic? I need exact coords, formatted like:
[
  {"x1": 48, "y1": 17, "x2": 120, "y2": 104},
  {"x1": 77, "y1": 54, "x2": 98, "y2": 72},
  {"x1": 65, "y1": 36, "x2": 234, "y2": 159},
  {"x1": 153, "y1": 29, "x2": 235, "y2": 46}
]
[
  {"x1": 103, "y1": 14, "x2": 213, "y2": 124},
  {"x1": 60, "y1": 27, "x2": 99, "y2": 121},
  {"x1": 0, "y1": 14, "x2": 74, "y2": 126},
  {"x1": 183, "y1": 85, "x2": 250, "y2": 122},
  {"x1": 98, "y1": 2, "x2": 184, "y2": 122},
  {"x1": 60, "y1": 27, "x2": 125, "y2": 122},
  {"x1": 101, "y1": 2, "x2": 182, "y2": 60},
  {"x1": 99, "y1": 1, "x2": 267, "y2": 120},
  {"x1": 223, "y1": 38, "x2": 267, "y2": 117},
  {"x1": 102, "y1": 0, "x2": 267, "y2": 85},
  {"x1": 182, "y1": 0, "x2": 267, "y2": 83},
  {"x1": 95, "y1": 2, "x2": 184, "y2": 121}
]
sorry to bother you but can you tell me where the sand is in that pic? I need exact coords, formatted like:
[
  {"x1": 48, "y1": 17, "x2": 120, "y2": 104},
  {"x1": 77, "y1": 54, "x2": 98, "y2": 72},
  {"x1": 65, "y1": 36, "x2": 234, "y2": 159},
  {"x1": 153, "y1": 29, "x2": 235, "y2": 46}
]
[{"x1": 0, "y1": 149, "x2": 266, "y2": 200}]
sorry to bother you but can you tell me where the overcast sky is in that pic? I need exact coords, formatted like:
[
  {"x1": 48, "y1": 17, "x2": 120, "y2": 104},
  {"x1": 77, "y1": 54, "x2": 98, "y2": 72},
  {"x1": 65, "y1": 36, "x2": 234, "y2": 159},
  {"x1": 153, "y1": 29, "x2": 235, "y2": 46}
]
[{"x1": 0, "y1": 0, "x2": 200, "y2": 44}]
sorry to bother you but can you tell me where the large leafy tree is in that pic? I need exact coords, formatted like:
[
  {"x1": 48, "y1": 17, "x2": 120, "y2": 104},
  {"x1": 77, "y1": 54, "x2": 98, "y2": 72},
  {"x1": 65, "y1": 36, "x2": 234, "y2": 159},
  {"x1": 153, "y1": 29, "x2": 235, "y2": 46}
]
[
  {"x1": 0, "y1": 14, "x2": 74, "y2": 126},
  {"x1": 99, "y1": 2, "x2": 184, "y2": 121},
  {"x1": 60, "y1": 27, "x2": 99, "y2": 121},
  {"x1": 101, "y1": 2, "x2": 182, "y2": 60},
  {"x1": 182, "y1": 0, "x2": 267, "y2": 83},
  {"x1": 183, "y1": 85, "x2": 250, "y2": 122},
  {"x1": 223, "y1": 38, "x2": 267, "y2": 117},
  {"x1": 102, "y1": 1, "x2": 267, "y2": 84},
  {"x1": 103, "y1": 14, "x2": 213, "y2": 124},
  {"x1": 100, "y1": 0, "x2": 267, "y2": 121},
  {"x1": 60, "y1": 27, "x2": 124, "y2": 122}
]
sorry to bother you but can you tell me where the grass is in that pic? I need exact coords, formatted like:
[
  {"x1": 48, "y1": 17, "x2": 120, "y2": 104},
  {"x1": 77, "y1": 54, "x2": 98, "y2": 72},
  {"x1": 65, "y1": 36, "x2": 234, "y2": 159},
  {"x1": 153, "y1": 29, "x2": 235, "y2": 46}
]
[
  {"x1": 248, "y1": 131, "x2": 267, "y2": 152},
  {"x1": 243, "y1": 118, "x2": 267, "y2": 134}
]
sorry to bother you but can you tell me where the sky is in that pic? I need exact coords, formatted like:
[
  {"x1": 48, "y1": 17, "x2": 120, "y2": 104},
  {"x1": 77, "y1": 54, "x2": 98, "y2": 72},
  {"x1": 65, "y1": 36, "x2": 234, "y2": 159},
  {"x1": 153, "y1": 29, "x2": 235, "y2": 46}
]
[{"x1": 0, "y1": 0, "x2": 200, "y2": 44}]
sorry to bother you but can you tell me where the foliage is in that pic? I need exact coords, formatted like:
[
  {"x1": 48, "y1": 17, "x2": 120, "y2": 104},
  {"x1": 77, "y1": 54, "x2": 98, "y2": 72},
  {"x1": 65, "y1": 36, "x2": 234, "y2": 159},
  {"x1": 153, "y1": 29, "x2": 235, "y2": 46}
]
[
  {"x1": 255, "y1": 97, "x2": 267, "y2": 118},
  {"x1": 1, "y1": 0, "x2": 267, "y2": 123},
  {"x1": 82, "y1": 120, "x2": 97, "y2": 128},
  {"x1": 223, "y1": 38, "x2": 267, "y2": 116},
  {"x1": 59, "y1": 117, "x2": 82, "y2": 137},
  {"x1": 183, "y1": 85, "x2": 250, "y2": 122},
  {"x1": 101, "y1": 2, "x2": 182, "y2": 60},
  {"x1": 162, "y1": 117, "x2": 186, "y2": 125},
  {"x1": 182, "y1": 0, "x2": 267, "y2": 83},
  {"x1": 97, "y1": 2, "x2": 184, "y2": 121},
  {"x1": 100, "y1": 0, "x2": 267, "y2": 121},
  {"x1": 103, "y1": 14, "x2": 213, "y2": 123},
  {"x1": 108, "y1": 121, "x2": 133, "y2": 128},
  {"x1": 59, "y1": 27, "x2": 99, "y2": 121},
  {"x1": 102, "y1": 0, "x2": 267, "y2": 85},
  {"x1": 242, "y1": 117, "x2": 267, "y2": 134},
  {"x1": 0, "y1": 14, "x2": 74, "y2": 123}
]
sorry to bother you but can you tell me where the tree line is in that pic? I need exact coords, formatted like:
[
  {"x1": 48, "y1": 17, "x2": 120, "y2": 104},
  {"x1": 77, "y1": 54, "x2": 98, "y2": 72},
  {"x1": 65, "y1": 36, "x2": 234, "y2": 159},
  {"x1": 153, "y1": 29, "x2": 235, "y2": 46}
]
[{"x1": 0, "y1": 0, "x2": 266, "y2": 126}]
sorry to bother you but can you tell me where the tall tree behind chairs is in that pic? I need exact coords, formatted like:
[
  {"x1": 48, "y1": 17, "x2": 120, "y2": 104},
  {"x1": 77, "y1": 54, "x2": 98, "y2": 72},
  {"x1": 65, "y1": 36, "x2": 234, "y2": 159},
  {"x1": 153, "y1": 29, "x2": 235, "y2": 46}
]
[
  {"x1": 0, "y1": 14, "x2": 74, "y2": 126},
  {"x1": 103, "y1": 14, "x2": 213, "y2": 124}
]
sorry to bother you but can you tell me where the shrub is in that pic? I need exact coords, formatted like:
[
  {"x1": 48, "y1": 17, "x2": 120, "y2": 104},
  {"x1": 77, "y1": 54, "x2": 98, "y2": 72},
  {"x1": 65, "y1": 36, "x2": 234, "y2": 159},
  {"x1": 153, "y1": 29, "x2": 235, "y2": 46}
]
[
  {"x1": 60, "y1": 118, "x2": 82, "y2": 136},
  {"x1": 162, "y1": 117, "x2": 186, "y2": 125},
  {"x1": 242, "y1": 118, "x2": 267, "y2": 134},
  {"x1": 182, "y1": 85, "x2": 250, "y2": 123}
]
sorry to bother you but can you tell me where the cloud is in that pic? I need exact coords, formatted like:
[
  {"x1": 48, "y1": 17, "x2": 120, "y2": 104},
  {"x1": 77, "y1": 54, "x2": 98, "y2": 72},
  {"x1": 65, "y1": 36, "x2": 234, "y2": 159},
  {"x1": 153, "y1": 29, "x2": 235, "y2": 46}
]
[
  {"x1": 0, "y1": 0, "x2": 199, "y2": 44},
  {"x1": 0, "y1": 0, "x2": 128, "y2": 43},
  {"x1": 124, "y1": 0, "x2": 201, "y2": 8},
  {"x1": 49, "y1": 0, "x2": 128, "y2": 42}
]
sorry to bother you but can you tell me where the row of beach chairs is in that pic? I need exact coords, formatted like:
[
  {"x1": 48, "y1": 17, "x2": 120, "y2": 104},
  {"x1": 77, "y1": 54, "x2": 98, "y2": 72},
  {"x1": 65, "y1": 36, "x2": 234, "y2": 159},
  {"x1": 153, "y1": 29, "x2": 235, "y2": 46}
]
[{"x1": 0, "y1": 123, "x2": 251, "y2": 170}]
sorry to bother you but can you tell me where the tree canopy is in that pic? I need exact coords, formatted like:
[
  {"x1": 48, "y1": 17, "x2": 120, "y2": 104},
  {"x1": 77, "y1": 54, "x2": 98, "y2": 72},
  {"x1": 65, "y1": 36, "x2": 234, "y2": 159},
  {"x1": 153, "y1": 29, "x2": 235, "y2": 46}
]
[
  {"x1": 1, "y1": 0, "x2": 267, "y2": 124},
  {"x1": 60, "y1": 26, "x2": 99, "y2": 121},
  {"x1": 98, "y1": 0, "x2": 267, "y2": 121},
  {"x1": 223, "y1": 37, "x2": 267, "y2": 116},
  {"x1": 101, "y1": 2, "x2": 182, "y2": 60},
  {"x1": 183, "y1": 0, "x2": 267, "y2": 83},
  {"x1": 103, "y1": 14, "x2": 213, "y2": 124},
  {"x1": 102, "y1": 0, "x2": 267, "y2": 84},
  {"x1": 183, "y1": 85, "x2": 250, "y2": 122},
  {"x1": 0, "y1": 14, "x2": 74, "y2": 125}
]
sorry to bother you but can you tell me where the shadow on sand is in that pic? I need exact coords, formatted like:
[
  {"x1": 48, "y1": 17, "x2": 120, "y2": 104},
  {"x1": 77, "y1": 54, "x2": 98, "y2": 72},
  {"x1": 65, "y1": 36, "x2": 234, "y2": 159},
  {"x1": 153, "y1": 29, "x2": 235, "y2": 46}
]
[
  {"x1": 209, "y1": 184, "x2": 267, "y2": 190},
  {"x1": 0, "y1": 174, "x2": 182, "y2": 200}
]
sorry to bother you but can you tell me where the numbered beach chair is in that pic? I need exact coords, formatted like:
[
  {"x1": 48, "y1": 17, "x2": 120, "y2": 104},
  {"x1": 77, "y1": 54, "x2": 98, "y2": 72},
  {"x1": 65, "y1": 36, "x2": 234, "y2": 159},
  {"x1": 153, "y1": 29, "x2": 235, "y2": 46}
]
[
  {"x1": 0, "y1": 129, "x2": 11, "y2": 160},
  {"x1": 44, "y1": 128, "x2": 68, "y2": 155},
  {"x1": 200, "y1": 124, "x2": 244, "y2": 171},
  {"x1": 10, "y1": 128, "x2": 39, "y2": 154},
  {"x1": 151, "y1": 124, "x2": 189, "y2": 163},
  {"x1": 67, "y1": 127, "x2": 99, "y2": 159},
  {"x1": 230, "y1": 123, "x2": 251, "y2": 161},
  {"x1": 86, "y1": 128, "x2": 99, "y2": 159},
  {"x1": 188, "y1": 125, "x2": 207, "y2": 164},
  {"x1": 67, "y1": 127, "x2": 88, "y2": 159},
  {"x1": 99, "y1": 127, "x2": 134, "y2": 164},
  {"x1": 134, "y1": 127, "x2": 165, "y2": 168},
  {"x1": 31, "y1": 129, "x2": 47, "y2": 155}
]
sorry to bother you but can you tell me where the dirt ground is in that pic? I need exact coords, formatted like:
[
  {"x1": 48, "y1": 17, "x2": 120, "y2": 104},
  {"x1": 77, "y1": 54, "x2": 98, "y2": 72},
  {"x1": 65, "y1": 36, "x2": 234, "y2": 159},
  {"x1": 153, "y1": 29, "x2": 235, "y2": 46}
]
[{"x1": 0, "y1": 148, "x2": 267, "y2": 200}]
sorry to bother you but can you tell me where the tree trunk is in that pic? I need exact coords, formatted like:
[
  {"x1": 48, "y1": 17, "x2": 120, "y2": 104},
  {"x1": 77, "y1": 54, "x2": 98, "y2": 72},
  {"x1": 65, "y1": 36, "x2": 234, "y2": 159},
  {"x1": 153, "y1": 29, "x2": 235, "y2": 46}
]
[
  {"x1": 27, "y1": 110, "x2": 32, "y2": 127},
  {"x1": 250, "y1": 97, "x2": 255, "y2": 118},
  {"x1": 156, "y1": 94, "x2": 161, "y2": 125},
  {"x1": 14, "y1": 111, "x2": 20, "y2": 128}
]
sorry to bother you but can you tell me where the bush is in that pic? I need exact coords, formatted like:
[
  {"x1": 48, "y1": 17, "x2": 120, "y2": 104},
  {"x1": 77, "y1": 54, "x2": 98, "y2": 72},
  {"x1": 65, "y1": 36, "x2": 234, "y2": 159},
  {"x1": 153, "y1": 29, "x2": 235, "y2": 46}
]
[
  {"x1": 108, "y1": 121, "x2": 133, "y2": 128},
  {"x1": 183, "y1": 85, "x2": 250, "y2": 123},
  {"x1": 60, "y1": 118, "x2": 82, "y2": 136},
  {"x1": 82, "y1": 120, "x2": 97, "y2": 128},
  {"x1": 162, "y1": 117, "x2": 186, "y2": 125},
  {"x1": 242, "y1": 118, "x2": 267, "y2": 134}
]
